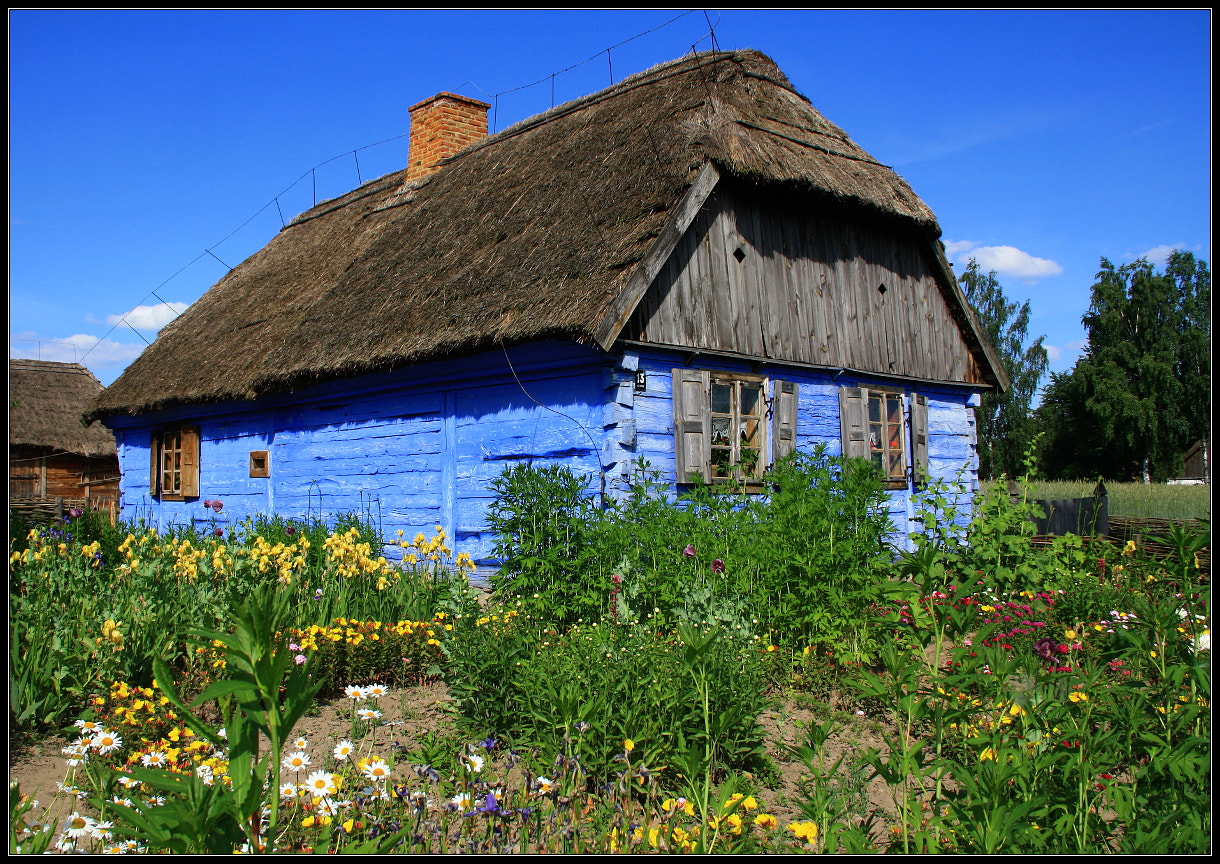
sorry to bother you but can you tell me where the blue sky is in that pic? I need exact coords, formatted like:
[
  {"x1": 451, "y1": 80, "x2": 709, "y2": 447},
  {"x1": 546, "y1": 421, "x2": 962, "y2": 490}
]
[{"x1": 10, "y1": 9, "x2": 1211, "y2": 389}]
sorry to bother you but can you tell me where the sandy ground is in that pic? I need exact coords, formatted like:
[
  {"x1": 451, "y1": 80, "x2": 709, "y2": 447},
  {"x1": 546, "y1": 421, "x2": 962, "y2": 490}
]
[{"x1": 10, "y1": 680, "x2": 900, "y2": 844}]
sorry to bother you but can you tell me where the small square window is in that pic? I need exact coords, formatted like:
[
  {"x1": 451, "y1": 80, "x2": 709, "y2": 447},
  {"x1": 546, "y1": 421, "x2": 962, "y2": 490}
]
[{"x1": 249, "y1": 450, "x2": 270, "y2": 478}]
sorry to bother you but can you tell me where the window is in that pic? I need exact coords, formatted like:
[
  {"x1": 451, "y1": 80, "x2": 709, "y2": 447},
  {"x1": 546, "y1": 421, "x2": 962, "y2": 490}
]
[
  {"x1": 249, "y1": 450, "x2": 270, "y2": 478},
  {"x1": 149, "y1": 425, "x2": 200, "y2": 499},
  {"x1": 838, "y1": 388, "x2": 928, "y2": 488},
  {"x1": 672, "y1": 370, "x2": 797, "y2": 487}
]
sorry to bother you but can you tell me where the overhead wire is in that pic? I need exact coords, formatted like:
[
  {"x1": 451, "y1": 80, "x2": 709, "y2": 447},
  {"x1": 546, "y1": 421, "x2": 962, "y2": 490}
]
[{"x1": 74, "y1": 10, "x2": 708, "y2": 369}]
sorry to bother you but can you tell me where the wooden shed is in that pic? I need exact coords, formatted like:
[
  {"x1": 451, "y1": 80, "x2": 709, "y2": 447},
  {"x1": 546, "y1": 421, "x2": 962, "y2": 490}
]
[
  {"x1": 88, "y1": 50, "x2": 1006, "y2": 557},
  {"x1": 10, "y1": 359, "x2": 120, "y2": 515}
]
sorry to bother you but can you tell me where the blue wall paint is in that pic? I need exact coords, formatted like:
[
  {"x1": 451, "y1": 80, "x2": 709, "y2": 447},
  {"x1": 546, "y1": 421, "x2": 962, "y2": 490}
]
[{"x1": 106, "y1": 340, "x2": 982, "y2": 558}]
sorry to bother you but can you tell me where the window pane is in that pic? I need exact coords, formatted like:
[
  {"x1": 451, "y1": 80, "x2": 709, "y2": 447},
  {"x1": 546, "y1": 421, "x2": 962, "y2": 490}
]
[
  {"x1": 740, "y1": 385, "x2": 761, "y2": 417},
  {"x1": 711, "y1": 417, "x2": 731, "y2": 446},
  {"x1": 868, "y1": 395, "x2": 881, "y2": 423},
  {"x1": 711, "y1": 447, "x2": 731, "y2": 479},
  {"x1": 889, "y1": 452, "x2": 904, "y2": 478},
  {"x1": 887, "y1": 395, "x2": 902, "y2": 425},
  {"x1": 869, "y1": 424, "x2": 882, "y2": 452},
  {"x1": 711, "y1": 383, "x2": 732, "y2": 415}
]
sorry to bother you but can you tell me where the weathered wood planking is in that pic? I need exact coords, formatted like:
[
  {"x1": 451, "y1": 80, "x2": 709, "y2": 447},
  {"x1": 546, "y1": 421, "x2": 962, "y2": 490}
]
[{"x1": 625, "y1": 188, "x2": 978, "y2": 384}]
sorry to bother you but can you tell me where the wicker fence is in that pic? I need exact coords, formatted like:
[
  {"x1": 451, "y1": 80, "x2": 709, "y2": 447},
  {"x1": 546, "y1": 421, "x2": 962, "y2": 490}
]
[{"x1": 9, "y1": 495, "x2": 118, "y2": 526}]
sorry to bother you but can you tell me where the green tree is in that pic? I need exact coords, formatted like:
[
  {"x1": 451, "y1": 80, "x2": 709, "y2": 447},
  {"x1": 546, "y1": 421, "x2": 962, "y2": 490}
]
[
  {"x1": 1037, "y1": 252, "x2": 1209, "y2": 482},
  {"x1": 960, "y1": 259, "x2": 1049, "y2": 480}
]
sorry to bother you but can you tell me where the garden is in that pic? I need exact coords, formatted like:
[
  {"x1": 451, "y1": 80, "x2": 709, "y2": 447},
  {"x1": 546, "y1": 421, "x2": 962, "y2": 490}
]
[{"x1": 8, "y1": 448, "x2": 1211, "y2": 854}]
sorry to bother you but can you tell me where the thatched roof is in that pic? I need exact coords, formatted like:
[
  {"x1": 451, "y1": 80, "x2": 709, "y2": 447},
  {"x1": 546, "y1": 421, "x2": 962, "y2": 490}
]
[
  {"x1": 91, "y1": 49, "x2": 1000, "y2": 421},
  {"x1": 10, "y1": 359, "x2": 117, "y2": 457}
]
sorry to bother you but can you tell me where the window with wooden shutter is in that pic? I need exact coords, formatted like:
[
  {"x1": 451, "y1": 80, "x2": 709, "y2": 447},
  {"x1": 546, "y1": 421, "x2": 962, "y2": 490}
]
[
  {"x1": 672, "y1": 371, "x2": 794, "y2": 488},
  {"x1": 839, "y1": 387, "x2": 909, "y2": 489},
  {"x1": 910, "y1": 394, "x2": 929, "y2": 485},
  {"x1": 773, "y1": 380, "x2": 799, "y2": 462},
  {"x1": 150, "y1": 424, "x2": 201, "y2": 500}
]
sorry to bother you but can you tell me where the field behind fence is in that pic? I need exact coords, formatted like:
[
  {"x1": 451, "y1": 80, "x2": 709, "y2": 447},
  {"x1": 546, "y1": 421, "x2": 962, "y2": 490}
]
[{"x1": 995, "y1": 481, "x2": 1211, "y2": 522}]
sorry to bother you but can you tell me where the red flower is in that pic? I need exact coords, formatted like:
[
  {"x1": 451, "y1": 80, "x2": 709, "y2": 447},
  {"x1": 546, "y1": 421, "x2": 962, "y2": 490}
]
[{"x1": 711, "y1": 559, "x2": 725, "y2": 574}]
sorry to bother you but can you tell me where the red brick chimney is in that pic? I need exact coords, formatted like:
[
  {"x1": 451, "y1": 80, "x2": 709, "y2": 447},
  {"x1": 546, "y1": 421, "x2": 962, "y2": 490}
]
[{"x1": 406, "y1": 92, "x2": 490, "y2": 181}]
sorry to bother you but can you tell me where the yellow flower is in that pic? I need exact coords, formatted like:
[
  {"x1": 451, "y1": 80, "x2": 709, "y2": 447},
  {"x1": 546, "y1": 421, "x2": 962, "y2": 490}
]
[
  {"x1": 754, "y1": 813, "x2": 779, "y2": 830},
  {"x1": 788, "y1": 821, "x2": 819, "y2": 843},
  {"x1": 980, "y1": 747, "x2": 998, "y2": 762},
  {"x1": 1064, "y1": 628, "x2": 1079, "y2": 641},
  {"x1": 102, "y1": 619, "x2": 124, "y2": 647},
  {"x1": 1068, "y1": 691, "x2": 1088, "y2": 703},
  {"x1": 623, "y1": 739, "x2": 634, "y2": 753}
]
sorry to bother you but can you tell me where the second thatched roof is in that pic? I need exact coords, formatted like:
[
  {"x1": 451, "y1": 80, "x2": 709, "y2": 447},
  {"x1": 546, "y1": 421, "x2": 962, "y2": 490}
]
[
  {"x1": 11, "y1": 359, "x2": 118, "y2": 457},
  {"x1": 91, "y1": 49, "x2": 993, "y2": 421}
]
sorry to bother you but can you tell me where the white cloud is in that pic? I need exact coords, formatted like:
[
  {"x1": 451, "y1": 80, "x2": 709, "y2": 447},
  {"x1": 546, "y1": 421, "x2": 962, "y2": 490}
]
[
  {"x1": 1137, "y1": 244, "x2": 1185, "y2": 268},
  {"x1": 1044, "y1": 339, "x2": 1087, "y2": 370},
  {"x1": 943, "y1": 239, "x2": 976, "y2": 258},
  {"x1": 10, "y1": 331, "x2": 145, "y2": 369},
  {"x1": 949, "y1": 244, "x2": 1063, "y2": 281},
  {"x1": 106, "y1": 302, "x2": 188, "y2": 330}
]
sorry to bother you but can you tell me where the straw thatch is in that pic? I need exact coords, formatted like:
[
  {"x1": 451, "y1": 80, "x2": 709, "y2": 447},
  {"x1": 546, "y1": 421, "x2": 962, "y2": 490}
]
[
  {"x1": 10, "y1": 359, "x2": 117, "y2": 457},
  {"x1": 91, "y1": 49, "x2": 996, "y2": 421}
]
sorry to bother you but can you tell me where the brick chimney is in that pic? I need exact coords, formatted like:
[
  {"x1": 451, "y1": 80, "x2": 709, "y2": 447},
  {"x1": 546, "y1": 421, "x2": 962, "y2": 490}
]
[{"x1": 406, "y1": 92, "x2": 490, "y2": 181}]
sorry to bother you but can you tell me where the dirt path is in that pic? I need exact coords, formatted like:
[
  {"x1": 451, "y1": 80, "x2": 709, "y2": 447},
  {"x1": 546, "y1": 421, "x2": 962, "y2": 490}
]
[{"x1": 10, "y1": 681, "x2": 900, "y2": 842}]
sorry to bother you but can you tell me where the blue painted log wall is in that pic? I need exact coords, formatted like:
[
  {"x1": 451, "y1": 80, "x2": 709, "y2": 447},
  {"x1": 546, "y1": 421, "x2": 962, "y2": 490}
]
[{"x1": 106, "y1": 340, "x2": 981, "y2": 558}]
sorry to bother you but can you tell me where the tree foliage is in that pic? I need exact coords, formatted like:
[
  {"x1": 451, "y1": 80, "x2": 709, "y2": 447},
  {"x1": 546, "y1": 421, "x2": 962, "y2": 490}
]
[
  {"x1": 1036, "y1": 251, "x2": 1209, "y2": 482},
  {"x1": 960, "y1": 259, "x2": 1049, "y2": 480}
]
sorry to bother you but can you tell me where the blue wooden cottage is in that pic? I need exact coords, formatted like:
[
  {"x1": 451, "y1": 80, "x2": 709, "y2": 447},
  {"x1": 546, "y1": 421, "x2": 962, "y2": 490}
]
[{"x1": 88, "y1": 50, "x2": 1007, "y2": 561}]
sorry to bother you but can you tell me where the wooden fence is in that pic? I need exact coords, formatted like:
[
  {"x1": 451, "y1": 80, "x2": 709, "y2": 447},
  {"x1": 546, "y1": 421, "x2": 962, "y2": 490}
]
[{"x1": 9, "y1": 495, "x2": 118, "y2": 526}]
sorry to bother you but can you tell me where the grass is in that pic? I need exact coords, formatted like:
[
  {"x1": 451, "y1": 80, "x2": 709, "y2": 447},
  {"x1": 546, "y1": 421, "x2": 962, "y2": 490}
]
[{"x1": 983, "y1": 481, "x2": 1210, "y2": 521}]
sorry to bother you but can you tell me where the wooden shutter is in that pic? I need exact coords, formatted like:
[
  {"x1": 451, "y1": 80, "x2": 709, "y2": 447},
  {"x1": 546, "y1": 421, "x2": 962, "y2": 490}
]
[
  {"x1": 672, "y1": 369, "x2": 710, "y2": 483},
  {"x1": 149, "y1": 430, "x2": 160, "y2": 497},
  {"x1": 179, "y1": 425, "x2": 201, "y2": 498},
  {"x1": 910, "y1": 394, "x2": 929, "y2": 484},
  {"x1": 772, "y1": 380, "x2": 799, "y2": 462},
  {"x1": 838, "y1": 387, "x2": 870, "y2": 460}
]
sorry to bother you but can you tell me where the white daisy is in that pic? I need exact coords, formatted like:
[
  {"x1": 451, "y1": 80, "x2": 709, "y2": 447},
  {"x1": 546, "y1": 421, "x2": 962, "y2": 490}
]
[
  {"x1": 63, "y1": 812, "x2": 96, "y2": 839},
  {"x1": 304, "y1": 770, "x2": 338, "y2": 796},
  {"x1": 93, "y1": 729, "x2": 123, "y2": 754},
  {"x1": 282, "y1": 751, "x2": 312, "y2": 772},
  {"x1": 292, "y1": 736, "x2": 309, "y2": 750},
  {"x1": 344, "y1": 685, "x2": 368, "y2": 701},
  {"x1": 316, "y1": 797, "x2": 348, "y2": 817},
  {"x1": 362, "y1": 760, "x2": 392, "y2": 783},
  {"x1": 333, "y1": 740, "x2": 355, "y2": 761},
  {"x1": 364, "y1": 684, "x2": 389, "y2": 699},
  {"x1": 140, "y1": 750, "x2": 168, "y2": 768},
  {"x1": 356, "y1": 708, "x2": 382, "y2": 721}
]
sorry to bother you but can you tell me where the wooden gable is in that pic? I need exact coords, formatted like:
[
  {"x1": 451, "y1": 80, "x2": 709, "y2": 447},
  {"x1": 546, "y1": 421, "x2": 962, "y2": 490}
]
[{"x1": 621, "y1": 184, "x2": 991, "y2": 387}]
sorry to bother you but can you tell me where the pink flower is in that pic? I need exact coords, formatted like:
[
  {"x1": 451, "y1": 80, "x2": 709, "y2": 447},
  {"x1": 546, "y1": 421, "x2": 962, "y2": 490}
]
[
  {"x1": 211, "y1": 500, "x2": 224, "y2": 513},
  {"x1": 711, "y1": 559, "x2": 725, "y2": 574},
  {"x1": 295, "y1": 654, "x2": 307, "y2": 665},
  {"x1": 682, "y1": 545, "x2": 696, "y2": 558}
]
